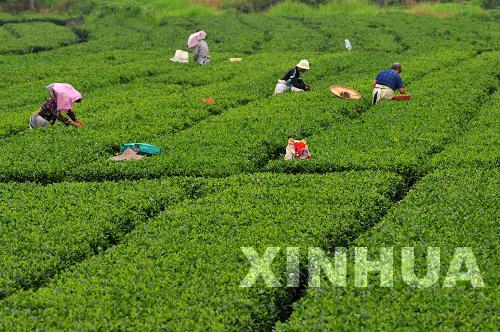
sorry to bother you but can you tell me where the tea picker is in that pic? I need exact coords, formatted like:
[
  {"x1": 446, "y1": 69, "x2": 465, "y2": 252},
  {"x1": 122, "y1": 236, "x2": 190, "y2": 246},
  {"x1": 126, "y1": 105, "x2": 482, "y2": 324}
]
[
  {"x1": 284, "y1": 138, "x2": 311, "y2": 160},
  {"x1": 30, "y1": 83, "x2": 84, "y2": 129},
  {"x1": 274, "y1": 60, "x2": 311, "y2": 94},
  {"x1": 372, "y1": 62, "x2": 408, "y2": 105},
  {"x1": 188, "y1": 31, "x2": 210, "y2": 65}
]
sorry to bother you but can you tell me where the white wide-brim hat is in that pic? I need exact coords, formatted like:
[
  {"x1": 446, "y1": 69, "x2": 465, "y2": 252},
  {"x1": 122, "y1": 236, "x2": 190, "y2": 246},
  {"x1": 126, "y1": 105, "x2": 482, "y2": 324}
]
[
  {"x1": 170, "y1": 50, "x2": 189, "y2": 63},
  {"x1": 296, "y1": 59, "x2": 310, "y2": 70}
]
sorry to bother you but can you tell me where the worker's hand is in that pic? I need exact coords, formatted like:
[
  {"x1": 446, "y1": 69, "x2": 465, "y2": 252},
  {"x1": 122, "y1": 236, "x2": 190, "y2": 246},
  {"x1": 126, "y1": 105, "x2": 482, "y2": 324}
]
[
  {"x1": 70, "y1": 120, "x2": 83, "y2": 127},
  {"x1": 75, "y1": 120, "x2": 85, "y2": 126},
  {"x1": 305, "y1": 85, "x2": 311, "y2": 91}
]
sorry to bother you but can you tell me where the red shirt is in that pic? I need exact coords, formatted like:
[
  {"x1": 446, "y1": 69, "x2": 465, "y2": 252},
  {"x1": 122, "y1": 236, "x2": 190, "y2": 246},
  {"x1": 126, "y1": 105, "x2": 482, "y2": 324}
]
[{"x1": 293, "y1": 141, "x2": 306, "y2": 155}]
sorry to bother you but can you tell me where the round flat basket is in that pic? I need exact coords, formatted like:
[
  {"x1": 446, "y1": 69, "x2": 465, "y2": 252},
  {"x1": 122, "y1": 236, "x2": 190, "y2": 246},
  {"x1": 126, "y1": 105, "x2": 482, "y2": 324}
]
[{"x1": 330, "y1": 85, "x2": 362, "y2": 100}]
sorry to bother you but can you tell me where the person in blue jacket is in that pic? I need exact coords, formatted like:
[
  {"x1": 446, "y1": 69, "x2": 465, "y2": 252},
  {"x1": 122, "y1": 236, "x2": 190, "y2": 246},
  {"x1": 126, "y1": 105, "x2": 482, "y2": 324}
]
[{"x1": 372, "y1": 62, "x2": 407, "y2": 105}]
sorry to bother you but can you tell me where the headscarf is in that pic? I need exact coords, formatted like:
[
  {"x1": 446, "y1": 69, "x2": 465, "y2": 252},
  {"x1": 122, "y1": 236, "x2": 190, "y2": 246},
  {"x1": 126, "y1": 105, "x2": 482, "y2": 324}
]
[
  {"x1": 187, "y1": 31, "x2": 206, "y2": 49},
  {"x1": 46, "y1": 83, "x2": 82, "y2": 112}
]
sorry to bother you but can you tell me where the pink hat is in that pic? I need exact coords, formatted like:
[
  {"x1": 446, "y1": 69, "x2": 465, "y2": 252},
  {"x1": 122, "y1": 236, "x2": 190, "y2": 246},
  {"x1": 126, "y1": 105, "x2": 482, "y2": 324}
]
[
  {"x1": 46, "y1": 83, "x2": 82, "y2": 111},
  {"x1": 187, "y1": 31, "x2": 206, "y2": 49}
]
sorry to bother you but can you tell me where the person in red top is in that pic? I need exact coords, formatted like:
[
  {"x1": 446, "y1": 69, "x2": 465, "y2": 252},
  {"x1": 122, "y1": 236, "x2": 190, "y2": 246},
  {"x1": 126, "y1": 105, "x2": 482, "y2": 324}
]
[
  {"x1": 294, "y1": 139, "x2": 311, "y2": 159},
  {"x1": 285, "y1": 138, "x2": 311, "y2": 160}
]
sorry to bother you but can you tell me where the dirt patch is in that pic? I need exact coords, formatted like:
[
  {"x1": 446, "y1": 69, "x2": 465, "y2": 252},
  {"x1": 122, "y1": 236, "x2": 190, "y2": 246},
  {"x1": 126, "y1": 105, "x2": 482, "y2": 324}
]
[
  {"x1": 403, "y1": 6, "x2": 452, "y2": 19},
  {"x1": 187, "y1": 0, "x2": 224, "y2": 9}
]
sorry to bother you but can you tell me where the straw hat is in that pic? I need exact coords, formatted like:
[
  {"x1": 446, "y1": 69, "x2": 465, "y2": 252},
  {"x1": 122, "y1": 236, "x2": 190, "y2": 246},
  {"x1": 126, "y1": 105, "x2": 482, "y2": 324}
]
[
  {"x1": 330, "y1": 85, "x2": 362, "y2": 100},
  {"x1": 296, "y1": 59, "x2": 310, "y2": 70},
  {"x1": 170, "y1": 50, "x2": 189, "y2": 63}
]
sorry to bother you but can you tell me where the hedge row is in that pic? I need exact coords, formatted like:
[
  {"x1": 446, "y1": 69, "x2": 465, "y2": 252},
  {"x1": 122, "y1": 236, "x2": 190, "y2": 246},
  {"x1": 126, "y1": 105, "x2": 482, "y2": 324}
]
[
  {"x1": 125, "y1": 12, "x2": 500, "y2": 54},
  {"x1": 0, "y1": 51, "x2": 310, "y2": 182},
  {"x1": 0, "y1": 48, "x2": 257, "y2": 122},
  {"x1": 0, "y1": 178, "x2": 196, "y2": 297},
  {"x1": 267, "y1": 51, "x2": 499, "y2": 175},
  {"x1": 0, "y1": 171, "x2": 403, "y2": 330},
  {"x1": 0, "y1": 49, "x2": 475, "y2": 182},
  {"x1": 0, "y1": 11, "x2": 494, "y2": 130},
  {"x1": 431, "y1": 91, "x2": 499, "y2": 169},
  {"x1": 277, "y1": 168, "x2": 499, "y2": 331},
  {"x1": 0, "y1": 53, "x2": 268, "y2": 136},
  {"x1": 289, "y1": 13, "x2": 500, "y2": 55},
  {"x1": 0, "y1": 22, "x2": 78, "y2": 55},
  {"x1": 69, "y1": 51, "x2": 391, "y2": 180}
]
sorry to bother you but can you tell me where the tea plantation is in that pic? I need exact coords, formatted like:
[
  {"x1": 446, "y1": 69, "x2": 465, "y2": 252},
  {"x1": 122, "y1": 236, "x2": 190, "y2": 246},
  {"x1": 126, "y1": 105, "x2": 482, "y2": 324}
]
[{"x1": 0, "y1": 2, "x2": 498, "y2": 330}]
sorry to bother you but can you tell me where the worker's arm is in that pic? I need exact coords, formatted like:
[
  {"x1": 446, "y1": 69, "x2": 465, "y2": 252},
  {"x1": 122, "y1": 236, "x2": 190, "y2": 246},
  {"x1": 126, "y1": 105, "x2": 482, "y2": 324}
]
[
  {"x1": 287, "y1": 68, "x2": 299, "y2": 86},
  {"x1": 372, "y1": 80, "x2": 377, "y2": 88},
  {"x1": 396, "y1": 76, "x2": 406, "y2": 94},
  {"x1": 293, "y1": 78, "x2": 307, "y2": 90},
  {"x1": 51, "y1": 109, "x2": 72, "y2": 126},
  {"x1": 67, "y1": 109, "x2": 78, "y2": 122},
  {"x1": 53, "y1": 109, "x2": 81, "y2": 126},
  {"x1": 193, "y1": 45, "x2": 199, "y2": 60},
  {"x1": 67, "y1": 109, "x2": 84, "y2": 126}
]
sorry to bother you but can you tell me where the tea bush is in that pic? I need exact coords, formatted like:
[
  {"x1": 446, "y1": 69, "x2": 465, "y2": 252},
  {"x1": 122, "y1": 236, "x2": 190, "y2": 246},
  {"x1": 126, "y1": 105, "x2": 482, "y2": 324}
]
[
  {"x1": 0, "y1": 4, "x2": 497, "y2": 330},
  {"x1": 431, "y1": 91, "x2": 500, "y2": 169},
  {"x1": 0, "y1": 178, "x2": 193, "y2": 297},
  {"x1": 0, "y1": 22, "x2": 77, "y2": 54},
  {"x1": 0, "y1": 171, "x2": 403, "y2": 330},
  {"x1": 267, "y1": 52, "x2": 499, "y2": 176},
  {"x1": 277, "y1": 168, "x2": 499, "y2": 331},
  {"x1": 0, "y1": 49, "x2": 477, "y2": 182}
]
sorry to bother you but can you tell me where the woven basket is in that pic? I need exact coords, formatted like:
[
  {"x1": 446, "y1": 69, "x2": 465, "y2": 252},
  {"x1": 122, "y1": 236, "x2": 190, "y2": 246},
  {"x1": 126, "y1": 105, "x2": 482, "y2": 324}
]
[{"x1": 330, "y1": 85, "x2": 362, "y2": 100}]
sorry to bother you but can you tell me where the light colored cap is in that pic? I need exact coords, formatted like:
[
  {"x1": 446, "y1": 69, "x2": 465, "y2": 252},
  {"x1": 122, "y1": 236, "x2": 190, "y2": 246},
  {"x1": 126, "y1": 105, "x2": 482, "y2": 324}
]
[{"x1": 296, "y1": 59, "x2": 310, "y2": 70}]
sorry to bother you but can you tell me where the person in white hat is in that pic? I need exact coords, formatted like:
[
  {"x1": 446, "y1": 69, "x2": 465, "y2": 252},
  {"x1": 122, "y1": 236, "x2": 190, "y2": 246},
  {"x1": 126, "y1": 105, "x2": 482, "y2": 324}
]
[{"x1": 274, "y1": 59, "x2": 311, "y2": 95}]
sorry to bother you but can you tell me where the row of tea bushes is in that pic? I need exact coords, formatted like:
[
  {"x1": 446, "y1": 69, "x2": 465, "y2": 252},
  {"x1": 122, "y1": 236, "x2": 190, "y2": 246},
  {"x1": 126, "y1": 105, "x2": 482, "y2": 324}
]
[
  {"x1": 0, "y1": 22, "x2": 78, "y2": 55},
  {"x1": 267, "y1": 51, "x2": 499, "y2": 176},
  {"x1": 431, "y1": 91, "x2": 499, "y2": 169},
  {"x1": 0, "y1": 171, "x2": 403, "y2": 330},
  {"x1": 0, "y1": 51, "x2": 374, "y2": 181},
  {"x1": 0, "y1": 178, "x2": 194, "y2": 297},
  {"x1": 277, "y1": 168, "x2": 498, "y2": 331},
  {"x1": 0, "y1": 49, "x2": 475, "y2": 182}
]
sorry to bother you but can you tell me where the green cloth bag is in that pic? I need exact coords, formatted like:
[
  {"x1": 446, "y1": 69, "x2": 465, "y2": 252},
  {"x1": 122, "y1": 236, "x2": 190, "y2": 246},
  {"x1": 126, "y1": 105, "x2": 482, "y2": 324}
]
[{"x1": 119, "y1": 143, "x2": 161, "y2": 156}]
